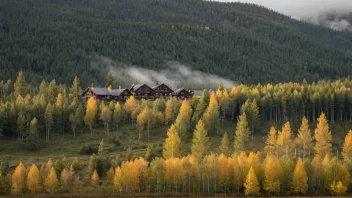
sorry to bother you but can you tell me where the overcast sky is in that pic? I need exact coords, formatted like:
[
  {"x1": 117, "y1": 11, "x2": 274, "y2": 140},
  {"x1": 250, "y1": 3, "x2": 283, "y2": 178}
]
[{"x1": 213, "y1": 0, "x2": 352, "y2": 30}]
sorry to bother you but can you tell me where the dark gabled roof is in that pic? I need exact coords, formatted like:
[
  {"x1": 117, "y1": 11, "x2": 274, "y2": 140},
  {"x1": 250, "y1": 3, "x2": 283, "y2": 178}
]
[
  {"x1": 131, "y1": 84, "x2": 144, "y2": 91},
  {"x1": 110, "y1": 89, "x2": 131, "y2": 96},
  {"x1": 172, "y1": 88, "x2": 190, "y2": 95},
  {"x1": 81, "y1": 87, "x2": 111, "y2": 96},
  {"x1": 91, "y1": 87, "x2": 111, "y2": 96},
  {"x1": 152, "y1": 83, "x2": 174, "y2": 91}
]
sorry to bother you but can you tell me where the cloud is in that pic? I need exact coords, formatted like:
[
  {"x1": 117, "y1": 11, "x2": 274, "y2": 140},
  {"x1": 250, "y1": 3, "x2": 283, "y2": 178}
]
[
  {"x1": 90, "y1": 55, "x2": 236, "y2": 89},
  {"x1": 212, "y1": 0, "x2": 352, "y2": 30}
]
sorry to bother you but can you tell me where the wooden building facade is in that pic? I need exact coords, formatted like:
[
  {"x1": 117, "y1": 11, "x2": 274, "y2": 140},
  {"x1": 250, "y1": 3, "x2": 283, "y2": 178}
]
[
  {"x1": 172, "y1": 88, "x2": 192, "y2": 100},
  {"x1": 130, "y1": 84, "x2": 154, "y2": 99},
  {"x1": 152, "y1": 83, "x2": 173, "y2": 99}
]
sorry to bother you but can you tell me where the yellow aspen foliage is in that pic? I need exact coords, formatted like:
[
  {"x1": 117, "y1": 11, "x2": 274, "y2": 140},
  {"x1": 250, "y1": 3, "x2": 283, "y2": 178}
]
[
  {"x1": 191, "y1": 119, "x2": 209, "y2": 161},
  {"x1": 244, "y1": 166, "x2": 260, "y2": 196},
  {"x1": 11, "y1": 162, "x2": 26, "y2": 195},
  {"x1": 164, "y1": 98, "x2": 174, "y2": 125},
  {"x1": 44, "y1": 167, "x2": 58, "y2": 193},
  {"x1": 114, "y1": 167, "x2": 123, "y2": 193},
  {"x1": 234, "y1": 113, "x2": 250, "y2": 153},
  {"x1": 336, "y1": 163, "x2": 350, "y2": 188},
  {"x1": 174, "y1": 100, "x2": 192, "y2": 139},
  {"x1": 202, "y1": 91, "x2": 220, "y2": 134},
  {"x1": 91, "y1": 170, "x2": 99, "y2": 186},
  {"x1": 291, "y1": 158, "x2": 308, "y2": 194},
  {"x1": 217, "y1": 154, "x2": 231, "y2": 192},
  {"x1": 277, "y1": 122, "x2": 293, "y2": 157},
  {"x1": 297, "y1": 117, "x2": 313, "y2": 160},
  {"x1": 264, "y1": 154, "x2": 283, "y2": 194},
  {"x1": 84, "y1": 97, "x2": 97, "y2": 137},
  {"x1": 26, "y1": 164, "x2": 40, "y2": 194},
  {"x1": 164, "y1": 157, "x2": 184, "y2": 192},
  {"x1": 342, "y1": 130, "x2": 352, "y2": 161},
  {"x1": 265, "y1": 126, "x2": 277, "y2": 154},
  {"x1": 247, "y1": 152, "x2": 262, "y2": 179},
  {"x1": 60, "y1": 168, "x2": 74, "y2": 191},
  {"x1": 314, "y1": 113, "x2": 332, "y2": 158},
  {"x1": 330, "y1": 181, "x2": 347, "y2": 195},
  {"x1": 219, "y1": 132, "x2": 230, "y2": 156},
  {"x1": 124, "y1": 96, "x2": 140, "y2": 124},
  {"x1": 163, "y1": 124, "x2": 182, "y2": 159}
]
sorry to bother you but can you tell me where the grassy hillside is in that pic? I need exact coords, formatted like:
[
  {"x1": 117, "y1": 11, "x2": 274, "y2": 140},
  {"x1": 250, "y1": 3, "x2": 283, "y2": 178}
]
[{"x1": 1, "y1": 0, "x2": 352, "y2": 85}]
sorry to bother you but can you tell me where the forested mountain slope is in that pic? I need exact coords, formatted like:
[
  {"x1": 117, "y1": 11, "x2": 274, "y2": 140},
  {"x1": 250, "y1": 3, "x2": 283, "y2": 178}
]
[{"x1": 1, "y1": 0, "x2": 352, "y2": 85}]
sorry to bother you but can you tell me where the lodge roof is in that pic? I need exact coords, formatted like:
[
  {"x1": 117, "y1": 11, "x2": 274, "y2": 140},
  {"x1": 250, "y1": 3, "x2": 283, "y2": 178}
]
[
  {"x1": 131, "y1": 84, "x2": 144, "y2": 91},
  {"x1": 152, "y1": 83, "x2": 173, "y2": 91},
  {"x1": 173, "y1": 88, "x2": 187, "y2": 95},
  {"x1": 110, "y1": 89, "x2": 130, "y2": 96}
]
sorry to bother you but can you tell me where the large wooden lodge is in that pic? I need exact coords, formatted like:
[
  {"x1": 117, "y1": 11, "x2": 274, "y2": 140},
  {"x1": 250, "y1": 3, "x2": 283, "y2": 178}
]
[{"x1": 81, "y1": 83, "x2": 199, "y2": 101}]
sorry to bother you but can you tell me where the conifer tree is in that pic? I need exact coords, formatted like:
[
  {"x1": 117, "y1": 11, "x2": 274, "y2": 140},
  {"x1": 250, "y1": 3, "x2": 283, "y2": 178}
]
[
  {"x1": 26, "y1": 117, "x2": 39, "y2": 151},
  {"x1": 11, "y1": 162, "x2": 25, "y2": 195},
  {"x1": 219, "y1": 132, "x2": 230, "y2": 156},
  {"x1": 14, "y1": 71, "x2": 25, "y2": 98},
  {"x1": 202, "y1": 92, "x2": 220, "y2": 134},
  {"x1": 69, "y1": 76, "x2": 81, "y2": 102},
  {"x1": 91, "y1": 170, "x2": 99, "y2": 186},
  {"x1": 191, "y1": 119, "x2": 209, "y2": 161},
  {"x1": 163, "y1": 124, "x2": 182, "y2": 159},
  {"x1": 265, "y1": 127, "x2": 277, "y2": 155},
  {"x1": 291, "y1": 158, "x2": 308, "y2": 194},
  {"x1": 113, "y1": 102, "x2": 123, "y2": 131},
  {"x1": 44, "y1": 103, "x2": 53, "y2": 141},
  {"x1": 44, "y1": 167, "x2": 58, "y2": 193},
  {"x1": 105, "y1": 73, "x2": 114, "y2": 88},
  {"x1": 26, "y1": 164, "x2": 40, "y2": 194},
  {"x1": 314, "y1": 113, "x2": 332, "y2": 158},
  {"x1": 84, "y1": 97, "x2": 97, "y2": 137},
  {"x1": 234, "y1": 113, "x2": 250, "y2": 153},
  {"x1": 277, "y1": 122, "x2": 293, "y2": 157},
  {"x1": 174, "y1": 100, "x2": 192, "y2": 140},
  {"x1": 297, "y1": 117, "x2": 313, "y2": 160},
  {"x1": 244, "y1": 166, "x2": 260, "y2": 196},
  {"x1": 342, "y1": 130, "x2": 352, "y2": 161},
  {"x1": 114, "y1": 167, "x2": 123, "y2": 193},
  {"x1": 264, "y1": 154, "x2": 283, "y2": 194},
  {"x1": 192, "y1": 89, "x2": 209, "y2": 125}
]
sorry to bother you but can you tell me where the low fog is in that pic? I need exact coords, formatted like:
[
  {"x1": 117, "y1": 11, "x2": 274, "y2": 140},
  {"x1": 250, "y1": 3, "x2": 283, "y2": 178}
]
[
  {"x1": 91, "y1": 56, "x2": 235, "y2": 90},
  {"x1": 214, "y1": 0, "x2": 352, "y2": 31}
]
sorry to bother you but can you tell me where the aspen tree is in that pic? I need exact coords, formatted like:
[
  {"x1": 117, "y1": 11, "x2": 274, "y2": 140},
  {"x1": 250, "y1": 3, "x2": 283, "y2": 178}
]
[
  {"x1": 202, "y1": 92, "x2": 220, "y2": 134},
  {"x1": 84, "y1": 97, "x2": 97, "y2": 137},
  {"x1": 164, "y1": 98, "x2": 174, "y2": 125},
  {"x1": 342, "y1": 130, "x2": 352, "y2": 161},
  {"x1": 69, "y1": 76, "x2": 81, "y2": 102},
  {"x1": 163, "y1": 124, "x2": 182, "y2": 159},
  {"x1": 99, "y1": 105, "x2": 112, "y2": 136},
  {"x1": 91, "y1": 170, "x2": 99, "y2": 186},
  {"x1": 234, "y1": 113, "x2": 250, "y2": 153},
  {"x1": 124, "y1": 96, "x2": 139, "y2": 125},
  {"x1": 44, "y1": 167, "x2": 58, "y2": 193},
  {"x1": 264, "y1": 154, "x2": 282, "y2": 194},
  {"x1": 264, "y1": 127, "x2": 277, "y2": 155},
  {"x1": 291, "y1": 158, "x2": 308, "y2": 194},
  {"x1": 44, "y1": 103, "x2": 53, "y2": 141},
  {"x1": 174, "y1": 100, "x2": 192, "y2": 140},
  {"x1": 26, "y1": 164, "x2": 40, "y2": 194},
  {"x1": 277, "y1": 122, "x2": 293, "y2": 157},
  {"x1": 11, "y1": 162, "x2": 25, "y2": 195},
  {"x1": 330, "y1": 181, "x2": 347, "y2": 195},
  {"x1": 113, "y1": 102, "x2": 124, "y2": 131},
  {"x1": 336, "y1": 163, "x2": 350, "y2": 188},
  {"x1": 314, "y1": 113, "x2": 332, "y2": 158},
  {"x1": 219, "y1": 132, "x2": 230, "y2": 156},
  {"x1": 297, "y1": 117, "x2": 313, "y2": 160},
  {"x1": 114, "y1": 167, "x2": 123, "y2": 193},
  {"x1": 14, "y1": 71, "x2": 25, "y2": 98},
  {"x1": 244, "y1": 166, "x2": 260, "y2": 196},
  {"x1": 191, "y1": 119, "x2": 209, "y2": 161}
]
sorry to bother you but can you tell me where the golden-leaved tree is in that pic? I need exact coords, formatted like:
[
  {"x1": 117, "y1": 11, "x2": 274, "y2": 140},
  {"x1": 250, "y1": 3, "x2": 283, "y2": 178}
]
[
  {"x1": 296, "y1": 117, "x2": 313, "y2": 160},
  {"x1": 11, "y1": 162, "x2": 26, "y2": 195},
  {"x1": 314, "y1": 113, "x2": 332, "y2": 158},
  {"x1": 202, "y1": 92, "x2": 220, "y2": 134},
  {"x1": 219, "y1": 132, "x2": 230, "y2": 156},
  {"x1": 84, "y1": 97, "x2": 97, "y2": 137},
  {"x1": 244, "y1": 166, "x2": 260, "y2": 196},
  {"x1": 44, "y1": 167, "x2": 58, "y2": 193},
  {"x1": 265, "y1": 127, "x2": 277, "y2": 155},
  {"x1": 342, "y1": 130, "x2": 352, "y2": 161},
  {"x1": 234, "y1": 113, "x2": 250, "y2": 153},
  {"x1": 26, "y1": 164, "x2": 40, "y2": 194},
  {"x1": 163, "y1": 124, "x2": 182, "y2": 159},
  {"x1": 291, "y1": 158, "x2": 308, "y2": 194},
  {"x1": 277, "y1": 122, "x2": 293, "y2": 157},
  {"x1": 191, "y1": 119, "x2": 209, "y2": 161},
  {"x1": 174, "y1": 100, "x2": 192, "y2": 140},
  {"x1": 264, "y1": 154, "x2": 282, "y2": 194}
]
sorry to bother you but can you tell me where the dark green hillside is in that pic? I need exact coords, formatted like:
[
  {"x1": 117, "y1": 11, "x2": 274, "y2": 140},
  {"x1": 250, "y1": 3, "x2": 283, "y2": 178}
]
[{"x1": 1, "y1": 0, "x2": 352, "y2": 85}]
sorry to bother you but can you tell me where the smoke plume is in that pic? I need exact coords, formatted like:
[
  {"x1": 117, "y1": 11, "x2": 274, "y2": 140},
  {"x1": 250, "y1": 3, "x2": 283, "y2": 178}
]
[
  {"x1": 213, "y1": 0, "x2": 352, "y2": 31},
  {"x1": 90, "y1": 55, "x2": 236, "y2": 90}
]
